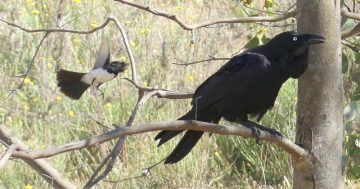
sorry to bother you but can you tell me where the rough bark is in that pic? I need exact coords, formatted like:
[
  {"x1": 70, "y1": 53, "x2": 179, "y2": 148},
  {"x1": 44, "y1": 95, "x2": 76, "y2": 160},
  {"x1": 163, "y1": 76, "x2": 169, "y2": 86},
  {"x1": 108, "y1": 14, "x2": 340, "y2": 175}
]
[{"x1": 294, "y1": 0, "x2": 343, "y2": 189}]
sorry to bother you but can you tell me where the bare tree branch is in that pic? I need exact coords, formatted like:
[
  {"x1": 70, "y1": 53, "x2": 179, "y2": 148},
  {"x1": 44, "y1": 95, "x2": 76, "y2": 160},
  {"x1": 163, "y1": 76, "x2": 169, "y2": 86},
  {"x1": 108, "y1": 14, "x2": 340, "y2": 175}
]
[
  {"x1": 341, "y1": 7, "x2": 360, "y2": 21},
  {"x1": 0, "y1": 127, "x2": 76, "y2": 189},
  {"x1": 111, "y1": 19, "x2": 138, "y2": 83},
  {"x1": 115, "y1": 0, "x2": 360, "y2": 37},
  {"x1": 83, "y1": 90, "x2": 147, "y2": 188},
  {"x1": 342, "y1": 23, "x2": 360, "y2": 39},
  {"x1": 0, "y1": 17, "x2": 112, "y2": 34},
  {"x1": 173, "y1": 57, "x2": 231, "y2": 66},
  {"x1": 114, "y1": 0, "x2": 296, "y2": 31},
  {"x1": 10, "y1": 120, "x2": 307, "y2": 162},
  {"x1": 0, "y1": 144, "x2": 15, "y2": 168},
  {"x1": 123, "y1": 78, "x2": 193, "y2": 99}
]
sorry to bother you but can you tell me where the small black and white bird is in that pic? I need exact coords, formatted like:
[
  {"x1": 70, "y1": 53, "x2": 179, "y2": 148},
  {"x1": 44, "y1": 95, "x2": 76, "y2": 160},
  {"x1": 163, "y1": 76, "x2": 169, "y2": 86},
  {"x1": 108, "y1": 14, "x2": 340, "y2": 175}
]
[{"x1": 57, "y1": 41, "x2": 127, "y2": 100}]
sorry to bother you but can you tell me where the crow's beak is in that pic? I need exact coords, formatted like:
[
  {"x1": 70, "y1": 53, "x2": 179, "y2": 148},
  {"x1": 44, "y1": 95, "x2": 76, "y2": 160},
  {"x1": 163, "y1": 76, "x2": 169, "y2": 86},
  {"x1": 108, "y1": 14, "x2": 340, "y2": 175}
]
[{"x1": 300, "y1": 34, "x2": 325, "y2": 44}]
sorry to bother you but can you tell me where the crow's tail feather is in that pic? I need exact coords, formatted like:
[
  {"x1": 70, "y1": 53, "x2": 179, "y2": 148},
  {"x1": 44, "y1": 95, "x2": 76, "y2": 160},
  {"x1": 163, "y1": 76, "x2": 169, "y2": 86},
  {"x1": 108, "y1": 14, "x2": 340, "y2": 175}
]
[
  {"x1": 155, "y1": 108, "x2": 221, "y2": 164},
  {"x1": 57, "y1": 69, "x2": 89, "y2": 100},
  {"x1": 155, "y1": 110, "x2": 193, "y2": 147},
  {"x1": 164, "y1": 130, "x2": 203, "y2": 164}
]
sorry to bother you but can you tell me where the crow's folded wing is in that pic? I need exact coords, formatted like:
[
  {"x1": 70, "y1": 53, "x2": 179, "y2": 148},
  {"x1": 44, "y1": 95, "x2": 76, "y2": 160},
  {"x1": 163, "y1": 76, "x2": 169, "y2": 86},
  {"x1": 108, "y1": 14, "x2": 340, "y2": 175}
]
[{"x1": 191, "y1": 52, "x2": 271, "y2": 111}]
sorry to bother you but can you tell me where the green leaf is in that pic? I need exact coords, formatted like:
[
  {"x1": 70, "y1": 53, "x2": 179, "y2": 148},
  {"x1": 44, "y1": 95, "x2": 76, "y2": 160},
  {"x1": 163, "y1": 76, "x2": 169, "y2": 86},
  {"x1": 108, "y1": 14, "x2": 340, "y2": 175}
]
[
  {"x1": 344, "y1": 101, "x2": 358, "y2": 121},
  {"x1": 261, "y1": 35, "x2": 271, "y2": 45},
  {"x1": 342, "y1": 52, "x2": 349, "y2": 73},
  {"x1": 244, "y1": 36, "x2": 260, "y2": 49},
  {"x1": 351, "y1": 85, "x2": 360, "y2": 101},
  {"x1": 341, "y1": 19, "x2": 355, "y2": 30}
]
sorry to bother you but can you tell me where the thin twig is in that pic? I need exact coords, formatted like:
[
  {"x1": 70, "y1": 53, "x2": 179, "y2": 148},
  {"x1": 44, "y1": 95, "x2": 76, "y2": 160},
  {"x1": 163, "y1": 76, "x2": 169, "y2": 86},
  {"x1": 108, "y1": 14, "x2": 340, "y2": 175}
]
[
  {"x1": 122, "y1": 78, "x2": 193, "y2": 99},
  {"x1": 111, "y1": 18, "x2": 138, "y2": 83},
  {"x1": 8, "y1": 32, "x2": 50, "y2": 98},
  {"x1": 83, "y1": 91, "x2": 146, "y2": 188},
  {"x1": 83, "y1": 19, "x2": 144, "y2": 187},
  {"x1": 0, "y1": 17, "x2": 112, "y2": 34},
  {"x1": 103, "y1": 158, "x2": 165, "y2": 183},
  {"x1": 114, "y1": 0, "x2": 296, "y2": 31},
  {"x1": 173, "y1": 57, "x2": 231, "y2": 66}
]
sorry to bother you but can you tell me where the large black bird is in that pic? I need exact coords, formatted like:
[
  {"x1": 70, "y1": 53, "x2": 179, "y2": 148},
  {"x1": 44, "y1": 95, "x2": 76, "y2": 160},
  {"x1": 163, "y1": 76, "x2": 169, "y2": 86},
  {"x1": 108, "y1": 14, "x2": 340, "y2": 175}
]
[
  {"x1": 155, "y1": 31, "x2": 325, "y2": 164},
  {"x1": 57, "y1": 41, "x2": 127, "y2": 100}
]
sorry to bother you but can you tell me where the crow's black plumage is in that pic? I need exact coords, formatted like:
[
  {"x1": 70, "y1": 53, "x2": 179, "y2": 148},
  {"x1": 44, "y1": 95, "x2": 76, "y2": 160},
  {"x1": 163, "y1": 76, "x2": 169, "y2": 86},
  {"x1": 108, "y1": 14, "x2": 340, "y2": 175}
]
[{"x1": 155, "y1": 31, "x2": 325, "y2": 164}]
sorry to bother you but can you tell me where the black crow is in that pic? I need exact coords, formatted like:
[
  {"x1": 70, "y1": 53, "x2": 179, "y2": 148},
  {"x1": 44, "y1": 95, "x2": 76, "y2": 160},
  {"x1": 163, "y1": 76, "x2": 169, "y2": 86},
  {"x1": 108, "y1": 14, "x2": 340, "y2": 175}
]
[{"x1": 155, "y1": 31, "x2": 325, "y2": 164}]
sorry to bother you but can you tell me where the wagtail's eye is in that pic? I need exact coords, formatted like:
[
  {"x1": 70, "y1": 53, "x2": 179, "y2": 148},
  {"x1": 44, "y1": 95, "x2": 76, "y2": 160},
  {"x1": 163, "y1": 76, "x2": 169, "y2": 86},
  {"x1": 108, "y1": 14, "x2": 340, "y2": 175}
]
[{"x1": 292, "y1": 37, "x2": 298, "y2": 41}]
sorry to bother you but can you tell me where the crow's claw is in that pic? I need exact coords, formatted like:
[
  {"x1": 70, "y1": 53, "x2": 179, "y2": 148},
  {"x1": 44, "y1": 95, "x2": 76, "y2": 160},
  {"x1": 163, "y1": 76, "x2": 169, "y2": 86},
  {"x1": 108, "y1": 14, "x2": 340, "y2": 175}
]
[
  {"x1": 260, "y1": 127, "x2": 283, "y2": 138},
  {"x1": 248, "y1": 125, "x2": 261, "y2": 144}
]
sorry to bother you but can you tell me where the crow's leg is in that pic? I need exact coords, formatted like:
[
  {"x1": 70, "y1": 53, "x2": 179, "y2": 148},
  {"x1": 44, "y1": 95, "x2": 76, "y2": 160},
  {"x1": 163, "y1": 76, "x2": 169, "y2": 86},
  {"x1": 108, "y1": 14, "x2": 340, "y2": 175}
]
[
  {"x1": 236, "y1": 119, "x2": 261, "y2": 143},
  {"x1": 236, "y1": 119, "x2": 282, "y2": 144},
  {"x1": 248, "y1": 121, "x2": 282, "y2": 137}
]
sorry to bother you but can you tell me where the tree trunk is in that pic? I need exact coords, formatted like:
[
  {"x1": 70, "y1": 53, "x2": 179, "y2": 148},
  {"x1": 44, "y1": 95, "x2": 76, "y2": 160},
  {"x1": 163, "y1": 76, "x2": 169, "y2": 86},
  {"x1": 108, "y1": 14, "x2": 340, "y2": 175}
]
[{"x1": 294, "y1": 0, "x2": 343, "y2": 189}]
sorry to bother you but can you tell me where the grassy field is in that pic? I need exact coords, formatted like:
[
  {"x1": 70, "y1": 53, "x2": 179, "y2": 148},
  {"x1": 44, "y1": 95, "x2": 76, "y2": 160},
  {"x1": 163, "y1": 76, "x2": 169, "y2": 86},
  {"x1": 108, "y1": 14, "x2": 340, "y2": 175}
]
[{"x1": 0, "y1": 0, "x2": 359, "y2": 188}]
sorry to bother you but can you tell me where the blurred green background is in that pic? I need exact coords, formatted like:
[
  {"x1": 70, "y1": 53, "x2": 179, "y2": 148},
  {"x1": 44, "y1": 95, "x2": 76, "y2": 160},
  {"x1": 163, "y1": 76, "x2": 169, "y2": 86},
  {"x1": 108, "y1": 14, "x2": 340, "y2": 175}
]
[{"x1": 0, "y1": 0, "x2": 359, "y2": 188}]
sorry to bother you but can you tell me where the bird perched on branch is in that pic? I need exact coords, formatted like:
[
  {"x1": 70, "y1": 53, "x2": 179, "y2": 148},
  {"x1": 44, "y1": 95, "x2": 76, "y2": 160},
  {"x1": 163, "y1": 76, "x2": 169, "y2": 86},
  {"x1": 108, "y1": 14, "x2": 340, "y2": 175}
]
[
  {"x1": 56, "y1": 41, "x2": 127, "y2": 100},
  {"x1": 155, "y1": 31, "x2": 325, "y2": 164}
]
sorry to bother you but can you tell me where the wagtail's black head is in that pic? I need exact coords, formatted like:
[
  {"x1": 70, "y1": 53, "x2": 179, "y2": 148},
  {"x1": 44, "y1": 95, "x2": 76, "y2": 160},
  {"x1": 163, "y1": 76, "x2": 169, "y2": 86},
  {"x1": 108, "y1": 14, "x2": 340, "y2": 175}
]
[
  {"x1": 266, "y1": 31, "x2": 325, "y2": 57},
  {"x1": 107, "y1": 61, "x2": 127, "y2": 74}
]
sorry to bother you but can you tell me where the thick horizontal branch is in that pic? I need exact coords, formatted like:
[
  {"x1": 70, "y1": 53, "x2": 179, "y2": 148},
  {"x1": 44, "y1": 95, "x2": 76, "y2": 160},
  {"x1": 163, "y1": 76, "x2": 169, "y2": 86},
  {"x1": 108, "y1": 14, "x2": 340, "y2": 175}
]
[
  {"x1": 11, "y1": 120, "x2": 308, "y2": 162},
  {"x1": 114, "y1": 0, "x2": 296, "y2": 31}
]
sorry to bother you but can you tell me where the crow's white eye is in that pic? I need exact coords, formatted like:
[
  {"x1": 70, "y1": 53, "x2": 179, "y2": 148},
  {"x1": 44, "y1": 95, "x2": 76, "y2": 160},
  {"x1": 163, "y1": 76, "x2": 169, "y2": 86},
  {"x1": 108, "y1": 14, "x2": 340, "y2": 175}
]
[{"x1": 292, "y1": 37, "x2": 298, "y2": 41}]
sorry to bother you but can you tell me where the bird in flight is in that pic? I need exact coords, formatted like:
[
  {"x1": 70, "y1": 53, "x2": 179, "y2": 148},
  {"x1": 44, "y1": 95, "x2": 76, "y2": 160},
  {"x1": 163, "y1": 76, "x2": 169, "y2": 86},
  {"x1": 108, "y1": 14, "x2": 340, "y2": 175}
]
[
  {"x1": 57, "y1": 40, "x2": 127, "y2": 100},
  {"x1": 155, "y1": 31, "x2": 325, "y2": 164}
]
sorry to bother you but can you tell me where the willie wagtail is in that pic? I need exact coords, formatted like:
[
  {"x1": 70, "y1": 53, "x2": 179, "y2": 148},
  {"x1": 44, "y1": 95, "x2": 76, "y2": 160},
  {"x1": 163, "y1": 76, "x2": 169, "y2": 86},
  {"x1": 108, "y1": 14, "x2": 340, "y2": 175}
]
[{"x1": 56, "y1": 40, "x2": 127, "y2": 100}]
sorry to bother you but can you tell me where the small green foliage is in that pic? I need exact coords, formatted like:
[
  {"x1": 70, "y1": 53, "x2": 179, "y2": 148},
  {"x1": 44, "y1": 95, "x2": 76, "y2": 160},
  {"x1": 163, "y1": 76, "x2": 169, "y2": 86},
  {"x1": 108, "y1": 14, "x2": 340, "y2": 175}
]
[{"x1": 244, "y1": 36, "x2": 260, "y2": 49}]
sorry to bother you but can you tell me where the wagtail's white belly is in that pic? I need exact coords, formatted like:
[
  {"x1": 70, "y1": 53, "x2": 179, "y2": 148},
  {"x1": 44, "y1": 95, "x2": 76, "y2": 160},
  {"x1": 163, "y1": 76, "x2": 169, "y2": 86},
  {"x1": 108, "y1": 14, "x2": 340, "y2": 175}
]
[{"x1": 81, "y1": 68, "x2": 115, "y2": 86}]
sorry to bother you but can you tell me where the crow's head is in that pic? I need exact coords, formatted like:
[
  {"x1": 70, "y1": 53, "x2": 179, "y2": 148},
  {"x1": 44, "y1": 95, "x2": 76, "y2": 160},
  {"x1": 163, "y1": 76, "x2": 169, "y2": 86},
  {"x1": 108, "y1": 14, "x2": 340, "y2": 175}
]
[
  {"x1": 265, "y1": 31, "x2": 325, "y2": 78},
  {"x1": 266, "y1": 31, "x2": 325, "y2": 58}
]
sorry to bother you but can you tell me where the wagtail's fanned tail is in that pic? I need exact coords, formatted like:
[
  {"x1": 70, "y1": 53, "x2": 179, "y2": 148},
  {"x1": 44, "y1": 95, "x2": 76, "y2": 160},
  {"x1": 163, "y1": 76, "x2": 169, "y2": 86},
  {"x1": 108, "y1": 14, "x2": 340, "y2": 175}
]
[{"x1": 56, "y1": 69, "x2": 89, "y2": 100}]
